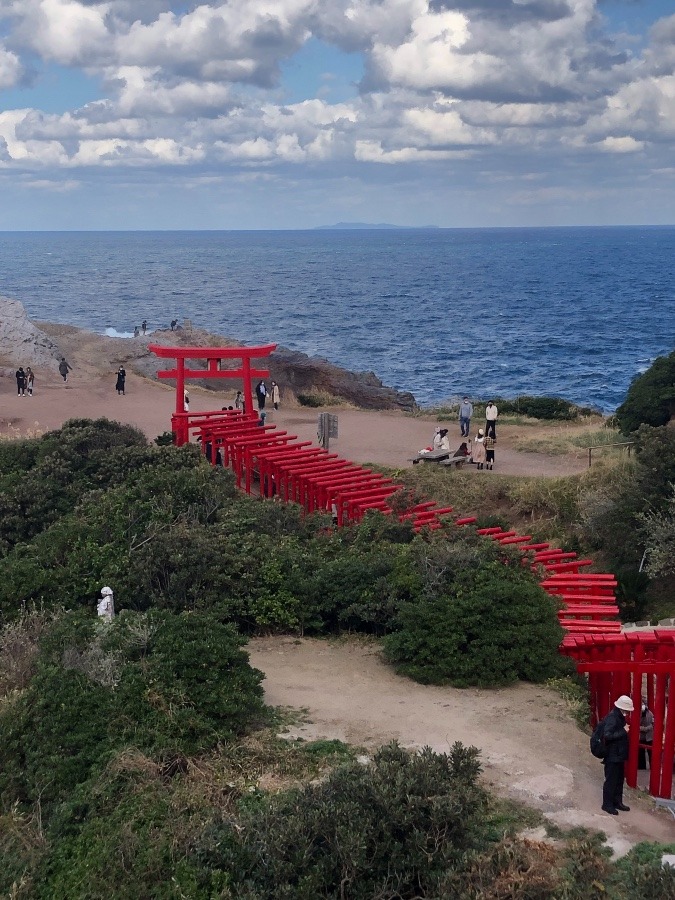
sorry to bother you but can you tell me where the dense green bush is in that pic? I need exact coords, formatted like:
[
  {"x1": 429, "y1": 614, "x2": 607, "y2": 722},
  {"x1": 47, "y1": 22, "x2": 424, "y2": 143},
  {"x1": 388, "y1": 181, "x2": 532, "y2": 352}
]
[
  {"x1": 383, "y1": 561, "x2": 564, "y2": 686},
  {"x1": 574, "y1": 425, "x2": 675, "y2": 618},
  {"x1": 202, "y1": 742, "x2": 488, "y2": 898},
  {"x1": 494, "y1": 395, "x2": 594, "y2": 420},
  {"x1": 616, "y1": 350, "x2": 675, "y2": 434},
  {"x1": 0, "y1": 610, "x2": 265, "y2": 808}
]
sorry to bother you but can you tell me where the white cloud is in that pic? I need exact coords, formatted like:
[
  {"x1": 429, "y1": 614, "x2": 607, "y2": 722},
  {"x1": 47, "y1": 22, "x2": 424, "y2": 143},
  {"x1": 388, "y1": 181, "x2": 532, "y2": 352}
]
[
  {"x1": 597, "y1": 135, "x2": 644, "y2": 153},
  {"x1": 10, "y1": 0, "x2": 110, "y2": 66},
  {"x1": 0, "y1": 45, "x2": 22, "y2": 89},
  {"x1": 0, "y1": 0, "x2": 673, "y2": 223}
]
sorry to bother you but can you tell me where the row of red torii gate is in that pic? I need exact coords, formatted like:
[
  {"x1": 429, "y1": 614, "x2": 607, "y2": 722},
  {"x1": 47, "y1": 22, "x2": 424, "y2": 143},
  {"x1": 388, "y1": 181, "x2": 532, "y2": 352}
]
[{"x1": 149, "y1": 342, "x2": 675, "y2": 805}]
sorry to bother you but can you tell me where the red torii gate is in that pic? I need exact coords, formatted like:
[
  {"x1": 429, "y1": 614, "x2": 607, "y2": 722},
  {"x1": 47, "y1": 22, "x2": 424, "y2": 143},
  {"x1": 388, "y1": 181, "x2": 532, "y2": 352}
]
[{"x1": 148, "y1": 343, "x2": 276, "y2": 445}]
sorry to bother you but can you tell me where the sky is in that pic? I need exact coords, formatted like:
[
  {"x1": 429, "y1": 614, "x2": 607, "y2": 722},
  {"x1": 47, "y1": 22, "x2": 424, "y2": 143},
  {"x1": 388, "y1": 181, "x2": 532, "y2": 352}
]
[{"x1": 0, "y1": 0, "x2": 674, "y2": 229}]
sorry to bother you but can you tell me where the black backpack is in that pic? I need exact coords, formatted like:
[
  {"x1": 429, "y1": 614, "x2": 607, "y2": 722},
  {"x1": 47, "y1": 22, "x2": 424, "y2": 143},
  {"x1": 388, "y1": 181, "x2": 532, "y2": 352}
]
[{"x1": 590, "y1": 718, "x2": 607, "y2": 759}]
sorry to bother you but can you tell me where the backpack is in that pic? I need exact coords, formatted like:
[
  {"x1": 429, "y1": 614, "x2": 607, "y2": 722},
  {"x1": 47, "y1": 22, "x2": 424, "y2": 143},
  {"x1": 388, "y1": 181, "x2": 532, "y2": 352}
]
[{"x1": 590, "y1": 718, "x2": 607, "y2": 759}]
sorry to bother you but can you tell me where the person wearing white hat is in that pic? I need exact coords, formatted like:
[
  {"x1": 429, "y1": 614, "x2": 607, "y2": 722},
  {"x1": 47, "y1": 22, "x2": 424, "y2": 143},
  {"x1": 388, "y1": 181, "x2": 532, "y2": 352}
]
[
  {"x1": 601, "y1": 694, "x2": 634, "y2": 815},
  {"x1": 97, "y1": 586, "x2": 115, "y2": 622}
]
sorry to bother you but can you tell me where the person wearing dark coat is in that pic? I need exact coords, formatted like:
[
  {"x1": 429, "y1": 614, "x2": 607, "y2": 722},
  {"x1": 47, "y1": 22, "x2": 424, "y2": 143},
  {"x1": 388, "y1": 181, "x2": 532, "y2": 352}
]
[
  {"x1": 255, "y1": 380, "x2": 267, "y2": 411},
  {"x1": 15, "y1": 367, "x2": 26, "y2": 396},
  {"x1": 115, "y1": 366, "x2": 126, "y2": 395},
  {"x1": 601, "y1": 694, "x2": 633, "y2": 815}
]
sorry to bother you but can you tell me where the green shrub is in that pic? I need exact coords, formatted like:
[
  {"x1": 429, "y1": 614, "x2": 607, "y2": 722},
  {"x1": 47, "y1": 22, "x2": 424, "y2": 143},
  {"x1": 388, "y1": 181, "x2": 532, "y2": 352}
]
[
  {"x1": 203, "y1": 742, "x2": 488, "y2": 898},
  {"x1": 383, "y1": 561, "x2": 564, "y2": 686},
  {"x1": 0, "y1": 610, "x2": 265, "y2": 808},
  {"x1": 616, "y1": 350, "x2": 675, "y2": 434},
  {"x1": 487, "y1": 396, "x2": 596, "y2": 420},
  {"x1": 296, "y1": 392, "x2": 324, "y2": 407}
]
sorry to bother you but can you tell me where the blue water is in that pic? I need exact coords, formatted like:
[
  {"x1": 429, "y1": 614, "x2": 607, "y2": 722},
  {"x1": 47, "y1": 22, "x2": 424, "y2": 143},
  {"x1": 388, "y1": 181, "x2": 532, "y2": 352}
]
[{"x1": 0, "y1": 227, "x2": 673, "y2": 411}]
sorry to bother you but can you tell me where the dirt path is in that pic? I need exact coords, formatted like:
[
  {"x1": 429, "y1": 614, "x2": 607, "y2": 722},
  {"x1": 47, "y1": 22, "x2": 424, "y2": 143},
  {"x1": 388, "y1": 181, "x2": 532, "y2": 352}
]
[
  {"x1": 1, "y1": 374, "x2": 587, "y2": 480},
  {"x1": 249, "y1": 636, "x2": 674, "y2": 855}
]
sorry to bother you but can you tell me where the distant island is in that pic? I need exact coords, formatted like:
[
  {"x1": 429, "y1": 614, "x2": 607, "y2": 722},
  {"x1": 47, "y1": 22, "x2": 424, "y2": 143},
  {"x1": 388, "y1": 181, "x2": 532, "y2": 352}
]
[{"x1": 314, "y1": 222, "x2": 440, "y2": 230}]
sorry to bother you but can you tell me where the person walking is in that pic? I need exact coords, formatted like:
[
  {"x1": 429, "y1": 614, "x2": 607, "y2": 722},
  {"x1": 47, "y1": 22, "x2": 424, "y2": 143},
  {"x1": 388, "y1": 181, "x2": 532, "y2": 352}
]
[
  {"x1": 58, "y1": 357, "x2": 72, "y2": 382},
  {"x1": 600, "y1": 694, "x2": 634, "y2": 815},
  {"x1": 25, "y1": 367, "x2": 35, "y2": 396},
  {"x1": 15, "y1": 366, "x2": 26, "y2": 396},
  {"x1": 485, "y1": 401, "x2": 498, "y2": 438},
  {"x1": 473, "y1": 429, "x2": 486, "y2": 469},
  {"x1": 115, "y1": 365, "x2": 126, "y2": 395},
  {"x1": 271, "y1": 380, "x2": 280, "y2": 410},
  {"x1": 458, "y1": 397, "x2": 473, "y2": 437}
]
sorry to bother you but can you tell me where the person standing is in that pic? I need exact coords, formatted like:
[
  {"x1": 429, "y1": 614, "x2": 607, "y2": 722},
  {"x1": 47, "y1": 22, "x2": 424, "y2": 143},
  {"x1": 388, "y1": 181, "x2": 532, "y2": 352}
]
[
  {"x1": 25, "y1": 367, "x2": 35, "y2": 396},
  {"x1": 458, "y1": 397, "x2": 473, "y2": 437},
  {"x1": 141, "y1": 320, "x2": 147, "y2": 335},
  {"x1": 271, "y1": 380, "x2": 280, "y2": 410},
  {"x1": 15, "y1": 366, "x2": 26, "y2": 396},
  {"x1": 600, "y1": 694, "x2": 634, "y2": 815},
  {"x1": 483, "y1": 433, "x2": 496, "y2": 470},
  {"x1": 255, "y1": 380, "x2": 267, "y2": 411},
  {"x1": 638, "y1": 700, "x2": 654, "y2": 771},
  {"x1": 115, "y1": 365, "x2": 126, "y2": 395},
  {"x1": 184, "y1": 389, "x2": 190, "y2": 412},
  {"x1": 170, "y1": 319, "x2": 177, "y2": 331},
  {"x1": 473, "y1": 429, "x2": 486, "y2": 469},
  {"x1": 97, "y1": 586, "x2": 115, "y2": 622},
  {"x1": 58, "y1": 357, "x2": 72, "y2": 382},
  {"x1": 485, "y1": 401, "x2": 498, "y2": 438},
  {"x1": 234, "y1": 390, "x2": 243, "y2": 411}
]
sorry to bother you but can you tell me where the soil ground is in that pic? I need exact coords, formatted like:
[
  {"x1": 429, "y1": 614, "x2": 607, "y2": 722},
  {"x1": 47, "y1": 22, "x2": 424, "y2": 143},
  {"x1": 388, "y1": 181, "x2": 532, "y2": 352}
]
[
  {"x1": 1, "y1": 334, "x2": 670, "y2": 852},
  {"x1": 249, "y1": 637, "x2": 675, "y2": 854}
]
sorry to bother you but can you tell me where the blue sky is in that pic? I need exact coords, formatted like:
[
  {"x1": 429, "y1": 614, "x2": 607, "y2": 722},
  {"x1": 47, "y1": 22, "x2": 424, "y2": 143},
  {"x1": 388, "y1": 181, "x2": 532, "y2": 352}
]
[{"x1": 0, "y1": 1, "x2": 674, "y2": 229}]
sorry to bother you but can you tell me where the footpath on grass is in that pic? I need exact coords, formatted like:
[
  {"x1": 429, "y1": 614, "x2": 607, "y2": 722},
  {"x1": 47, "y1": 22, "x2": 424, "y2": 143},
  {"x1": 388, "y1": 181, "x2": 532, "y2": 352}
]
[{"x1": 249, "y1": 636, "x2": 674, "y2": 856}]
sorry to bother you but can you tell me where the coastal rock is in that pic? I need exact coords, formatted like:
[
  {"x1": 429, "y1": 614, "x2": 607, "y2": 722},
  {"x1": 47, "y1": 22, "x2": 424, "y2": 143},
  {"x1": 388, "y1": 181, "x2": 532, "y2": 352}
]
[
  {"x1": 132, "y1": 326, "x2": 417, "y2": 411},
  {"x1": 0, "y1": 297, "x2": 62, "y2": 370},
  {"x1": 270, "y1": 346, "x2": 417, "y2": 411},
  {"x1": 0, "y1": 303, "x2": 417, "y2": 411}
]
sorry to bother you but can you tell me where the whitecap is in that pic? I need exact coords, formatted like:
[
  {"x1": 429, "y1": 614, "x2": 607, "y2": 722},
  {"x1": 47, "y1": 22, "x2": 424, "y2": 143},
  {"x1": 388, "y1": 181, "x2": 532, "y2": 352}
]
[{"x1": 104, "y1": 327, "x2": 136, "y2": 339}]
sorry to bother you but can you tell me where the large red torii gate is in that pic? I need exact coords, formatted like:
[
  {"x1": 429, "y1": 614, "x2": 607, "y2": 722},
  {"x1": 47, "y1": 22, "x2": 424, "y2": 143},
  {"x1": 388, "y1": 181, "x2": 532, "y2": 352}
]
[{"x1": 148, "y1": 343, "x2": 276, "y2": 445}]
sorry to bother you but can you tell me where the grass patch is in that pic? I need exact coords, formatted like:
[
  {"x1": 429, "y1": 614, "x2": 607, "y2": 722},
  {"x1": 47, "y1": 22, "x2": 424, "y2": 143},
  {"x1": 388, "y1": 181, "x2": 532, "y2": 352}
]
[
  {"x1": 546, "y1": 674, "x2": 591, "y2": 730},
  {"x1": 512, "y1": 422, "x2": 615, "y2": 456},
  {"x1": 297, "y1": 391, "x2": 344, "y2": 407}
]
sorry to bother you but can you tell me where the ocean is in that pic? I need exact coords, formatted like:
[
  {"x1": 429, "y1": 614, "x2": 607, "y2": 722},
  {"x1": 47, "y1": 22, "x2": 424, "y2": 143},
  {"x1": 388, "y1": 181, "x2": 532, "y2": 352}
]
[{"x1": 0, "y1": 227, "x2": 673, "y2": 412}]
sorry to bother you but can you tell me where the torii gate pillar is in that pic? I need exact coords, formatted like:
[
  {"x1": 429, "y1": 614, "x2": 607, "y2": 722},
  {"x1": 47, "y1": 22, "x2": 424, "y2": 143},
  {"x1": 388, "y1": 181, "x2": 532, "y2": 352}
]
[{"x1": 148, "y1": 343, "x2": 276, "y2": 445}]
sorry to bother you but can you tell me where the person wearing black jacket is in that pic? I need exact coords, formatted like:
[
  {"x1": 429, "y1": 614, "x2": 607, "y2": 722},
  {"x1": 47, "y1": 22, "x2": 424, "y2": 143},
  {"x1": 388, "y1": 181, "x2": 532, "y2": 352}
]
[{"x1": 602, "y1": 694, "x2": 634, "y2": 815}]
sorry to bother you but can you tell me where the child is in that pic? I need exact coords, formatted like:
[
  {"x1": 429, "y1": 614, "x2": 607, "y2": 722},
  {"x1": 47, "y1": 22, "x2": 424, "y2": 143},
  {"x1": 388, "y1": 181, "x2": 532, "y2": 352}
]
[
  {"x1": 473, "y1": 429, "x2": 486, "y2": 470},
  {"x1": 484, "y1": 433, "x2": 496, "y2": 470}
]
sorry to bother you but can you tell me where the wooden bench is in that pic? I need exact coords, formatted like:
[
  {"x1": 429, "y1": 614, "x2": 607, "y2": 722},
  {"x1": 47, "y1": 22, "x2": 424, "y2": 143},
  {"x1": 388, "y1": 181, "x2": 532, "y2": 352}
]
[{"x1": 439, "y1": 456, "x2": 467, "y2": 469}]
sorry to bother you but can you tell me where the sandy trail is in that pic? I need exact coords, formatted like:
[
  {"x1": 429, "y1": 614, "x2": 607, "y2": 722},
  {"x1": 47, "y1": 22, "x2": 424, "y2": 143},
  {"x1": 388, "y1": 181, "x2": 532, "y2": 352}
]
[
  {"x1": 249, "y1": 637, "x2": 674, "y2": 854},
  {"x1": 1, "y1": 371, "x2": 586, "y2": 478}
]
